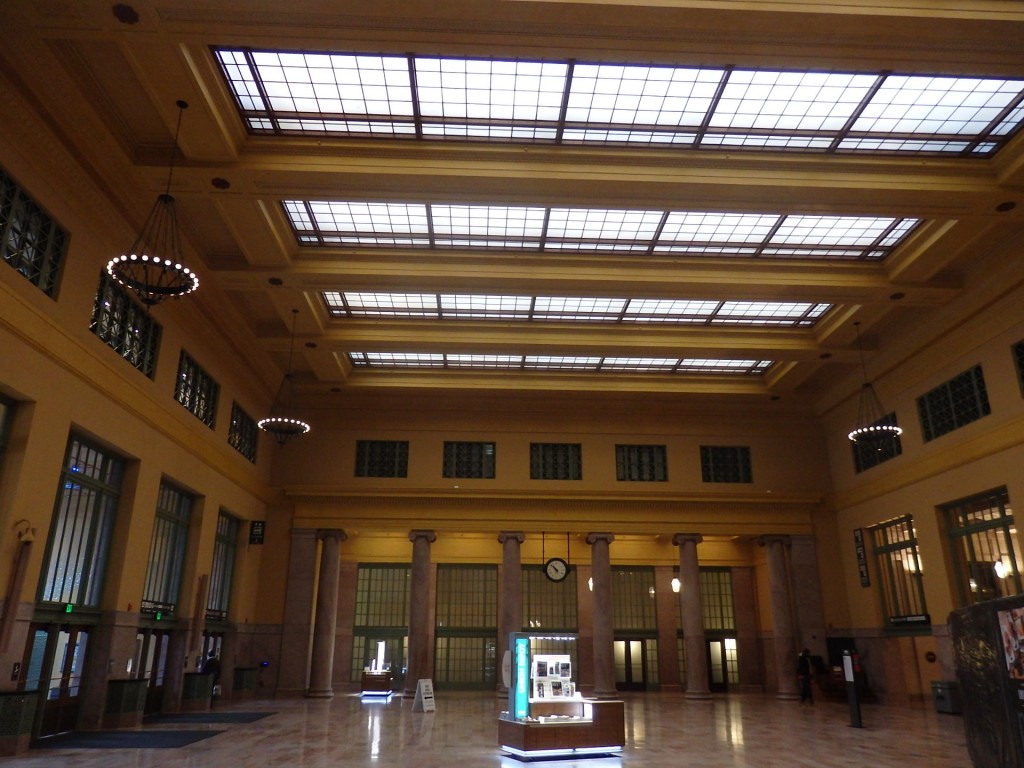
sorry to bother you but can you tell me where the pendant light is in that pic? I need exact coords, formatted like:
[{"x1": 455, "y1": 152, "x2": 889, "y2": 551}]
[
  {"x1": 847, "y1": 322, "x2": 902, "y2": 444},
  {"x1": 258, "y1": 309, "x2": 312, "y2": 445},
  {"x1": 106, "y1": 100, "x2": 199, "y2": 305}
]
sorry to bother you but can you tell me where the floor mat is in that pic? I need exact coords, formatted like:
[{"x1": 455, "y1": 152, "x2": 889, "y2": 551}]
[
  {"x1": 145, "y1": 711, "x2": 275, "y2": 724},
  {"x1": 36, "y1": 729, "x2": 224, "y2": 749}
]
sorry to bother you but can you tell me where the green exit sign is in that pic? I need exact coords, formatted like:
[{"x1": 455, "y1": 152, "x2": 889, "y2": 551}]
[{"x1": 64, "y1": 603, "x2": 73, "y2": 614}]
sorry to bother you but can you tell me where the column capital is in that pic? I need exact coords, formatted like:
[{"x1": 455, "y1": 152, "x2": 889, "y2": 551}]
[
  {"x1": 672, "y1": 533, "x2": 703, "y2": 547},
  {"x1": 757, "y1": 534, "x2": 792, "y2": 548},
  {"x1": 409, "y1": 529, "x2": 437, "y2": 544},
  {"x1": 498, "y1": 531, "x2": 525, "y2": 544},
  {"x1": 585, "y1": 532, "x2": 615, "y2": 545},
  {"x1": 316, "y1": 528, "x2": 348, "y2": 542}
]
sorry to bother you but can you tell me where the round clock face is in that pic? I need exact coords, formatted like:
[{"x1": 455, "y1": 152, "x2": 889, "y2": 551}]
[{"x1": 544, "y1": 557, "x2": 569, "y2": 582}]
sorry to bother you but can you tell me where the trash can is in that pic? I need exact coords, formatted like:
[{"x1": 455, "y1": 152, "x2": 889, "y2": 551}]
[{"x1": 931, "y1": 681, "x2": 961, "y2": 714}]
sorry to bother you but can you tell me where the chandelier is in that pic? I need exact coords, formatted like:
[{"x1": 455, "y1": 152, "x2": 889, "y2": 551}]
[
  {"x1": 258, "y1": 309, "x2": 311, "y2": 445},
  {"x1": 106, "y1": 100, "x2": 199, "y2": 306},
  {"x1": 847, "y1": 322, "x2": 903, "y2": 444}
]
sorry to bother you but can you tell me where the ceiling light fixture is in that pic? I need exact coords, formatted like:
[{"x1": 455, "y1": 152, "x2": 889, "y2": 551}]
[
  {"x1": 258, "y1": 309, "x2": 311, "y2": 445},
  {"x1": 847, "y1": 322, "x2": 902, "y2": 444},
  {"x1": 106, "y1": 99, "x2": 199, "y2": 306}
]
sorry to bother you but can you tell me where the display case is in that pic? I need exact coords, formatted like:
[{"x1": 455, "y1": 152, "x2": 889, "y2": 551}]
[
  {"x1": 360, "y1": 640, "x2": 394, "y2": 699},
  {"x1": 498, "y1": 633, "x2": 625, "y2": 760}
]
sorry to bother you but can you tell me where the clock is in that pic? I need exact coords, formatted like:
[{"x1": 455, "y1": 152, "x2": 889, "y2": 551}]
[{"x1": 544, "y1": 557, "x2": 569, "y2": 582}]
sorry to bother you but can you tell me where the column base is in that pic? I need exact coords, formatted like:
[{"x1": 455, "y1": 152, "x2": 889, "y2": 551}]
[
  {"x1": 776, "y1": 692, "x2": 800, "y2": 701},
  {"x1": 306, "y1": 690, "x2": 335, "y2": 699},
  {"x1": 684, "y1": 690, "x2": 713, "y2": 701}
]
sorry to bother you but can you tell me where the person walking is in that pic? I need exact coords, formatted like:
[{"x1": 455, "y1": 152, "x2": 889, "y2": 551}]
[{"x1": 797, "y1": 648, "x2": 813, "y2": 706}]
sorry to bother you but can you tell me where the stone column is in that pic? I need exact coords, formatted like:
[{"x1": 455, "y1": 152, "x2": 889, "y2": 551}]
[
  {"x1": 674, "y1": 534, "x2": 711, "y2": 700},
  {"x1": 497, "y1": 531, "x2": 525, "y2": 695},
  {"x1": 278, "y1": 528, "x2": 318, "y2": 694},
  {"x1": 307, "y1": 529, "x2": 347, "y2": 698},
  {"x1": 759, "y1": 535, "x2": 799, "y2": 700},
  {"x1": 586, "y1": 532, "x2": 616, "y2": 698},
  {"x1": 404, "y1": 530, "x2": 436, "y2": 697}
]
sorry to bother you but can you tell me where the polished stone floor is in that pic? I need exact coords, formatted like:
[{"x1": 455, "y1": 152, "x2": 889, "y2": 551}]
[{"x1": 5, "y1": 692, "x2": 971, "y2": 767}]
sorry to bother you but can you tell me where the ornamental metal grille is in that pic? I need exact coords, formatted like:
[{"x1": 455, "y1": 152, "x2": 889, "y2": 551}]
[
  {"x1": 442, "y1": 441, "x2": 496, "y2": 478},
  {"x1": 207, "y1": 512, "x2": 239, "y2": 621},
  {"x1": 0, "y1": 165, "x2": 66, "y2": 297},
  {"x1": 852, "y1": 412, "x2": 903, "y2": 473},
  {"x1": 174, "y1": 351, "x2": 220, "y2": 429},
  {"x1": 917, "y1": 364, "x2": 991, "y2": 442},
  {"x1": 228, "y1": 402, "x2": 258, "y2": 463},
  {"x1": 40, "y1": 436, "x2": 123, "y2": 606},
  {"x1": 942, "y1": 487, "x2": 1023, "y2": 606},
  {"x1": 700, "y1": 445, "x2": 753, "y2": 483},
  {"x1": 90, "y1": 270, "x2": 162, "y2": 377},
  {"x1": 530, "y1": 443, "x2": 582, "y2": 480},
  {"x1": 522, "y1": 566, "x2": 578, "y2": 631},
  {"x1": 615, "y1": 444, "x2": 668, "y2": 481},
  {"x1": 355, "y1": 440, "x2": 409, "y2": 477},
  {"x1": 142, "y1": 482, "x2": 192, "y2": 616},
  {"x1": 869, "y1": 515, "x2": 928, "y2": 626},
  {"x1": 1013, "y1": 339, "x2": 1024, "y2": 396},
  {"x1": 611, "y1": 567, "x2": 658, "y2": 631}
]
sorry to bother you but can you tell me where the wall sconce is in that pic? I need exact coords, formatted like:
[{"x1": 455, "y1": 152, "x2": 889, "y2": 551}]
[
  {"x1": 671, "y1": 577, "x2": 681, "y2": 593},
  {"x1": 14, "y1": 520, "x2": 35, "y2": 544}
]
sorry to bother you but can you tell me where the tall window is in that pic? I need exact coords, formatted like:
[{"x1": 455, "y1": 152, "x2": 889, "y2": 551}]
[
  {"x1": 869, "y1": 516, "x2": 929, "y2": 627},
  {"x1": 943, "y1": 488, "x2": 1022, "y2": 606},
  {"x1": 435, "y1": 565, "x2": 497, "y2": 688},
  {"x1": 442, "y1": 441, "x2": 496, "y2": 478},
  {"x1": 40, "y1": 436, "x2": 123, "y2": 607},
  {"x1": 700, "y1": 569, "x2": 736, "y2": 631},
  {"x1": 355, "y1": 440, "x2": 409, "y2": 477},
  {"x1": 350, "y1": 565, "x2": 410, "y2": 682},
  {"x1": 142, "y1": 482, "x2": 192, "y2": 618},
  {"x1": 615, "y1": 444, "x2": 668, "y2": 481},
  {"x1": 852, "y1": 413, "x2": 903, "y2": 473},
  {"x1": 0, "y1": 395, "x2": 13, "y2": 460},
  {"x1": 700, "y1": 445, "x2": 753, "y2": 483},
  {"x1": 91, "y1": 270, "x2": 162, "y2": 377},
  {"x1": 1, "y1": 165, "x2": 67, "y2": 297},
  {"x1": 675, "y1": 568, "x2": 739, "y2": 685},
  {"x1": 228, "y1": 402, "x2": 258, "y2": 463},
  {"x1": 175, "y1": 351, "x2": 220, "y2": 428},
  {"x1": 1013, "y1": 339, "x2": 1024, "y2": 396},
  {"x1": 207, "y1": 512, "x2": 239, "y2": 621},
  {"x1": 522, "y1": 566, "x2": 577, "y2": 631},
  {"x1": 530, "y1": 443, "x2": 582, "y2": 480},
  {"x1": 917, "y1": 364, "x2": 991, "y2": 442},
  {"x1": 612, "y1": 567, "x2": 658, "y2": 630}
]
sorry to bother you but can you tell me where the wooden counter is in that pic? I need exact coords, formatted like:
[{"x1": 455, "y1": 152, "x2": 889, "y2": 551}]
[{"x1": 498, "y1": 699, "x2": 624, "y2": 759}]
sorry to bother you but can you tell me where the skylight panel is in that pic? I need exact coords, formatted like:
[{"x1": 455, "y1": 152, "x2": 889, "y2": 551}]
[
  {"x1": 546, "y1": 208, "x2": 664, "y2": 244},
  {"x1": 622, "y1": 298, "x2": 718, "y2": 322},
  {"x1": 440, "y1": 294, "x2": 532, "y2": 319},
  {"x1": 415, "y1": 58, "x2": 568, "y2": 122},
  {"x1": 446, "y1": 354, "x2": 523, "y2": 367},
  {"x1": 347, "y1": 352, "x2": 774, "y2": 374},
  {"x1": 709, "y1": 71, "x2": 877, "y2": 132},
  {"x1": 217, "y1": 48, "x2": 1024, "y2": 155},
  {"x1": 852, "y1": 76, "x2": 1024, "y2": 135},
  {"x1": 565, "y1": 64, "x2": 721, "y2": 127},
  {"x1": 533, "y1": 297, "x2": 627, "y2": 320},
  {"x1": 291, "y1": 200, "x2": 919, "y2": 259},
  {"x1": 524, "y1": 356, "x2": 603, "y2": 370},
  {"x1": 601, "y1": 357, "x2": 679, "y2": 371}
]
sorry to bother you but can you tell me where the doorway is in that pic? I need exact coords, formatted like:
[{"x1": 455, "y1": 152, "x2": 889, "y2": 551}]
[
  {"x1": 23, "y1": 624, "x2": 90, "y2": 738},
  {"x1": 707, "y1": 637, "x2": 739, "y2": 692},
  {"x1": 134, "y1": 629, "x2": 171, "y2": 713},
  {"x1": 614, "y1": 638, "x2": 656, "y2": 690}
]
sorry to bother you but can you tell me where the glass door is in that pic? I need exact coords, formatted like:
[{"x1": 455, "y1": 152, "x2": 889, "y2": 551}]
[
  {"x1": 24, "y1": 624, "x2": 90, "y2": 738},
  {"x1": 134, "y1": 630, "x2": 171, "y2": 713}
]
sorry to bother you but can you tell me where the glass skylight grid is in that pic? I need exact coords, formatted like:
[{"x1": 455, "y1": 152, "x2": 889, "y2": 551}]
[
  {"x1": 289, "y1": 201, "x2": 918, "y2": 261},
  {"x1": 348, "y1": 352, "x2": 773, "y2": 374},
  {"x1": 215, "y1": 47, "x2": 1024, "y2": 156},
  {"x1": 327, "y1": 291, "x2": 831, "y2": 327}
]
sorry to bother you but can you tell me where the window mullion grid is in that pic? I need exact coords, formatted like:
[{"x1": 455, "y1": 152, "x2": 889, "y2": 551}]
[
  {"x1": 408, "y1": 54, "x2": 423, "y2": 140},
  {"x1": 828, "y1": 72, "x2": 889, "y2": 153},
  {"x1": 647, "y1": 211, "x2": 671, "y2": 256},
  {"x1": 754, "y1": 216, "x2": 786, "y2": 259},
  {"x1": 962, "y1": 90, "x2": 1024, "y2": 156},
  {"x1": 242, "y1": 48, "x2": 279, "y2": 134},
  {"x1": 554, "y1": 61, "x2": 575, "y2": 144},
  {"x1": 693, "y1": 68, "x2": 732, "y2": 149}
]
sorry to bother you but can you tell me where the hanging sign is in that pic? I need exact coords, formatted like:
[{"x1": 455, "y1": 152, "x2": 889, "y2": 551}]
[
  {"x1": 853, "y1": 528, "x2": 870, "y2": 587},
  {"x1": 249, "y1": 521, "x2": 265, "y2": 545}
]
